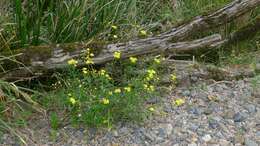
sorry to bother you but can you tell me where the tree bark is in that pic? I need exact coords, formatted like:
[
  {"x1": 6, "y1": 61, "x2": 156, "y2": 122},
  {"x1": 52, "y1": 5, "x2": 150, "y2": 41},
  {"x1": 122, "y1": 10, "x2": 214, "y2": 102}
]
[{"x1": 1, "y1": 0, "x2": 260, "y2": 80}]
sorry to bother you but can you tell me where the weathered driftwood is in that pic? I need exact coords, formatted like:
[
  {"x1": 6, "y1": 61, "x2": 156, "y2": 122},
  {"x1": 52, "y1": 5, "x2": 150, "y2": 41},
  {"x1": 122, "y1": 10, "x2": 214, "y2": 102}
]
[
  {"x1": 159, "y1": 0, "x2": 260, "y2": 41},
  {"x1": 1, "y1": 0, "x2": 260, "y2": 80},
  {"x1": 1, "y1": 34, "x2": 222, "y2": 80}
]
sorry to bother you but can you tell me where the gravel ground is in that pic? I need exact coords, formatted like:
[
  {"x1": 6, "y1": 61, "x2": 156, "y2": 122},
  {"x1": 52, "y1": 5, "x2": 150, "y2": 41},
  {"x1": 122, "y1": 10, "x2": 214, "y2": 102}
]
[{"x1": 1, "y1": 72, "x2": 260, "y2": 146}]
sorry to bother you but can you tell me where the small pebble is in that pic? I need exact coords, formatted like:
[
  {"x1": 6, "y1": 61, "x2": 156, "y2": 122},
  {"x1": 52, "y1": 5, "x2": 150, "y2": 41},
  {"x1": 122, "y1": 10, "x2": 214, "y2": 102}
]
[{"x1": 202, "y1": 134, "x2": 212, "y2": 142}]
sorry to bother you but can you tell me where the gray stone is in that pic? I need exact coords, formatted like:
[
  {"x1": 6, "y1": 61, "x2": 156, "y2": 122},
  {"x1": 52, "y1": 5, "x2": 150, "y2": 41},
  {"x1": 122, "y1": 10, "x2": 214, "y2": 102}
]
[
  {"x1": 209, "y1": 119, "x2": 220, "y2": 129},
  {"x1": 244, "y1": 138, "x2": 258, "y2": 146},
  {"x1": 204, "y1": 108, "x2": 213, "y2": 115},
  {"x1": 189, "y1": 107, "x2": 203, "y2": 115},
  {"x1": 118, "y1": 127, "x2": 129, "y2": 135},
  {"x1": 233, "y1": 112, "x2": 245, "y2": 122},
  {"x1": 256, "y1": 131, "x2": 260, "y2": 137},
  {"x1": 189, "y1": 124, "x2": 199, "y2": 131},
  {"x1": 202, "y1": 134, "x2": 212, "y2": 142},
  {"x1": 245, "y1": 104, "x2": 256, "y2": 113},
  {"x1": 219, "y1": 139, "x2": 232, "y2": 146},
  {"x1": 182, "y1": 90, "x2": 191, "y2": 96},
  {"x1": 144, "y1": 132, "x2": 156, "y2": 142},
  {"x1": 188, "y1": 143, "x2": 198, "y2": 146}
]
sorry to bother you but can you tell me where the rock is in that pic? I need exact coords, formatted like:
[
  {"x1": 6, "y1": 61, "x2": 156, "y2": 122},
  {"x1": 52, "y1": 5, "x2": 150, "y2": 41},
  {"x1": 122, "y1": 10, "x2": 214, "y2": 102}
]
[
  {"x1": 256, "y1": 131, "x2": 260, "y2": 137},
  {"x1": 204, "y1": 108, "x2": 213, "y2": 115},
  {"x1": 112, "y1": 130, "x2": 119, "y2": 137},
  {"x1": 189, "y1": 107, "x2": 203, "y2": 115},
  {"x1": 234, "y1": 134, "x2": 245, "y2": 145},
  {"x1": 163, "y1": 124, "x2": 173, "y2": 136},
  {"x1": 189, "y1": 124, "x2": 199, "y2": 132},
  {"x1": 191, "y1": 76, "x2": 198, "y2": 82},
  {"x1": 188, "y1": 143, "x2": 198, "y2": 146},
  {"x1": 144, "y1": 132, "x2": 156, "y2": 142},
  {"x1": 202, "y1": 134, "x2": 212, "y2": 142},
  {"x1": 245, "y1": 104, "x2": 256, "y2": 113},
  {"x1": 182, "y1": 90, "x2": 191, "y2": 97},
  {"x1": 219, "y1": 139, "x2": 232, "y2": 146},
  {"x1": 233, "y1": 112, "x2": 245, "y2": 122},
  {"x1": 118, "y1": 127, "x2": 129, "y2": 135},
  {"x1": 209, "y1": 119, "x2": 220, "y2": 129},
  {"x1": 244, "y1": 138, "x2": 258, "y2": 146}
]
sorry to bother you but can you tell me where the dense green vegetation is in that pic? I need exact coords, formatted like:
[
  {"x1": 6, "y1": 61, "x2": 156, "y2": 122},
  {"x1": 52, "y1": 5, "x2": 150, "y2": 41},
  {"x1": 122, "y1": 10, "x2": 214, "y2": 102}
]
[
  {"x1": 1, "y1": 0, "x2": 232, "y2": 49},
  {"x1": 0, "y1": 0, "x2": 259, "y2": 144}
]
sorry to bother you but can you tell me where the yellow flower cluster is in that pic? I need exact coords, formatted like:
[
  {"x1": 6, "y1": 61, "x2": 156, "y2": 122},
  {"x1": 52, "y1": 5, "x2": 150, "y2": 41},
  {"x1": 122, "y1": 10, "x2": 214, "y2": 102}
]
[
  {"x1": 99, "y1": 69, "x2": 106, "y2": 76},
  {"x1": 67, "y1": 59, "x2": 78, "y2": 67},
  {"x1": 101, "y1": 98, "x2": 110, "y2": 105},
  {"x1": 148, "y1": 107, "x2": 155, "y2": 112},
  {"x1": 113, "y1": 35, "x2": 118, "y2": 39},
  {"x1": 129, "y1": 57, "x2": 138, "y2": 64},
  {"x1": 85, "y1": 48, "x2": 94, "y2": 65},
  {"x1": 68, "y1": 94, "x2": 77, "y2": 105},
  {"x1": 146, "y1": 69, "x2": 156, "y2": 81},
  {"x1": 69, "y1": 97, "x2": 76, "y2": 105},
  {"x1": 144, "y1": 84, "x2": 155, "y2": 92},
  {"x1": 171, "y1": 74, "x2": 177, "y2": 82},
  {"x1": 154, "y1": 58, "x2": 161, "y2": 64},
  {"x1": 114, "y1": 88, "x2": 121, "y2": 93},
  {"x1": 113, "y1": 51, "x2": 121, "y2": 59},
  {"x1": 174, "y1": 98, "x2": 185, "y2": 106},
  {"x1": 82, "y1": 68, "x2": 88, "y2": 74},
  {"x1": 124, "y1": 87, "x2": 131, "y2": 92},
  {"x1": 111, "y1": 25, "x2": 118, "y2": 30},
  {"x1": 98, "y1": 69, "x2": 112, "y2": 80},
  {"x1": 140, "y1": 30, "x2": 147, "y2": 36}
]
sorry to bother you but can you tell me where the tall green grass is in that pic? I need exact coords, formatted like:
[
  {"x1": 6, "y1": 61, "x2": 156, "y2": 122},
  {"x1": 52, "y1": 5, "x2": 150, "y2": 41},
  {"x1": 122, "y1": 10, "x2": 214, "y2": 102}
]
[
  {"x1": 0, "y1": 0, "x2": 233, "y2": 49},
  {"x1": 9, "y1": 0, "x2": 175, "y2": 47}
]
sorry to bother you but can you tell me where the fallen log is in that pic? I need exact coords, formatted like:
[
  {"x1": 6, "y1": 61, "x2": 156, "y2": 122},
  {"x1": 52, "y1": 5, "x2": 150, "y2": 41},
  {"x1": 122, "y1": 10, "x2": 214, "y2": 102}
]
[
  {"x1": 1, "y1": 34, "x2": 222, "y2": 80},
  {"x1": 1, "y1": 0, "x2": 260, "y2": 80},
  {"x1": 159, "y1": 0, "x2": 260, "y2": 41}
]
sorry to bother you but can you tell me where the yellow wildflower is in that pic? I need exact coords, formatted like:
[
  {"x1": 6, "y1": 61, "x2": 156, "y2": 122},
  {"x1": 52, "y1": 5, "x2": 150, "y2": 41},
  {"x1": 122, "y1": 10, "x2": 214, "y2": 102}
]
[
  {"x1": 147, "y1": 69, "x2": 156, "y2": 76},
  {"x1": 124, "y1": 87, "x2": 131, "y2": 92},
  {"x1": 90, "y1": 53, "x2": 95, "y2": 57},
  {"x1": 99, "y1": 69, "x2": 106, "y2": 76},
  {"x1": 146, "y1": 69, "x2": 156, "y2": 80},
  {"x1": 154, "y1": 58, "x2": 161, "y2": 64},
  {"x1": 67, "y1": 59, "x2": 78, "y2": 66},
  {"x1": 140, "y1": 30, "x2": 147, "y2": 36},
  {"x1": 129, "y1": 57, "x2": 138, "y2": 64},
  {"x1": 149, "y1": 107, "x2": 155, "y2": 112},
  {"x1": 171, "y1": 74, "x2": 177, "y2": 82},
  {"x1": 69, "y1": 97, "x2": 76, "y2": 105},
  {"x1": 105, "y1": 74, "x2": 112, "y2": 80},
  {"x1": 149, "y1": 85, "x2": 155, "y2": 92},
  {"x1": 174, "y1": 98, "x2": 185, "y2": 106},
  {"x1": 113, "y1": 35, "x2": 118, "y2": 39},
  {"x1": 143, "y1": 84, "x2": 155, "y2": 92},
  {"x1": 102, "y1": 98, "x2": 110, "y2": 105},
  {"x1": 108, "y1": 91, "x2": 113, "y2": 95},
  {"x1": 113, "y1": 51, "x2": 121, "y2": 59},
  {"x1": 114, "y1": 88, "x2": 121, "y2": 93},
  {"x1": 111, "y1": 25, "x2": 118, "y2": 30},
  {"x1": 143, "y1": 84, "x2": 148, "y2": 89},
  {"x1": 82, "y1": 68, "x2": 88, "y2": 74},
  {"x1": 85, "y1": 58, "x2": 94, "y2": 65}
]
